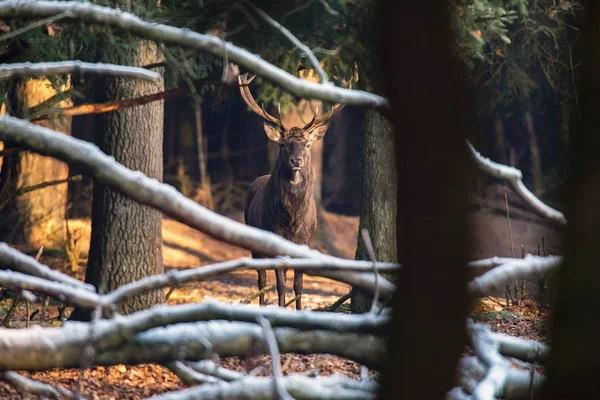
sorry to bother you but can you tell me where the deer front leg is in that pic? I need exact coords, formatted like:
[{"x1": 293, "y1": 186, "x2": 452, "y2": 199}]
[
  {"x1": 293, "y1": 270, "x2": 303, "y2": 310},
  {"x1": 257, "y1": 269, "x2": 267, "y2": 306},
  {"x1": 275, "y1": 268, "x2": 287, "y2": 307}
]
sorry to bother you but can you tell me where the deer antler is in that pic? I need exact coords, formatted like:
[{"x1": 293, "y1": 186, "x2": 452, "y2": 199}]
[
  {"x1": 238, "y1": 73, "x2": 284, "y2": 128},
  {"x1": 303, "y1": 103, "x2": 344, "y2": 130}
]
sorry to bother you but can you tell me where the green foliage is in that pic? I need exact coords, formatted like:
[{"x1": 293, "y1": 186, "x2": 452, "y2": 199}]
[
  {"x1": 0, "y1": 0, "x2": 582, "y2": 118},
  {"x1": 452, "y1": 0, "x2": 581, "y2": 116}
]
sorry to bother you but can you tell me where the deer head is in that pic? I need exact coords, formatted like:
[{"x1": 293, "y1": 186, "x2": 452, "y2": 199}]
[{"x1": 238, "y1": 73, "x2": 344, "y2": 181}]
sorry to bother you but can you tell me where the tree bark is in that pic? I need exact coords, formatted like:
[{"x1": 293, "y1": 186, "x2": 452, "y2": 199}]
[
  {"x1": 540, "y1": 1, "x2": 600, "y2": 397},
  {"x1": 0, "y1": 77, "x2": 71, "y2": 248},
  {"x1": 379, "y1": 0, "x2": 473, "y2": 398},
  {"x1": 350, "y1": 0, "x2": 398, "y2": 314},
  {"x1": 351, "y1": 109, "x2": 397, "y2": 313},
  {"x1": 72, "y1": 32, "x2": 165, "y2": 317}
]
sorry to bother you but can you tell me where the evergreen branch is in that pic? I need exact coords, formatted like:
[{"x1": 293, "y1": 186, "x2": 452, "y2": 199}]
[
  {"x1": 0, "y1": 1, "x2": 388, "y2": 109},
  {"x1": 0, "y1": 11, "x2": 73, "y2": 43},
  {"x1": 0, "y1": 115, "x2": 396, "y2": 298},
  {"x1": 0, "y1": 61, "x2": 160, "y2": 81},
  {"x1": 244, "y1": 1, "x2": 329, "y2": 84}
]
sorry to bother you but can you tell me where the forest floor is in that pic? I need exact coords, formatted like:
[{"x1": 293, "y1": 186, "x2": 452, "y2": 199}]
[{"x1": 0, "y1": 183, "x2": 561, "y2": 399}]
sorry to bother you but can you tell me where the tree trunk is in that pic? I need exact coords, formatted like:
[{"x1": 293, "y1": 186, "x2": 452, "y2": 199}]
[
  {"x1": 351, "y1": 109, "x2": 397, "y2": 313},
  {"x1": 540, "y1": 2, "x2": 600, "y2": 397},
  {"x1": 524, "y1": 111, "x2": 543, "y2": 196},
  {"x1": 73, "y1": 36, "x2": 165, "y2": 318},
  {"x1": 0, "y1": 77, "x2": 71, "y2": 248},
  {"x1": 379, "y1": 0, "x2": 473, "y2": 398},
  {"x1": 494, "y1": 116, "x2": 507, "y2": 164}
]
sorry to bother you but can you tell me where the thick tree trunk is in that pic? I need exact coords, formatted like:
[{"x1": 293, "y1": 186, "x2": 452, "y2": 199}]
[
  {"x1": 540, "y1": 2, "x2": 600, "y2": 397},
  {"x1": 0, "y1": 78, "x2": 71, "y2": 248},
  {"x1": 73, "y1": 36, "x2": 165, "y2": 318},
  {"x1": 379, "y1": 0, "x2": 473, "y2": 398},
  {"x1": 351, "y1": 109, "x2": 397, "y2": 313}
]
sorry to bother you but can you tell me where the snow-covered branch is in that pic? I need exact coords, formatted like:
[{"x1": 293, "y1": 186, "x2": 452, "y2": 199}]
[
  {"x1": 147, "y1": 374, "x2": 377, "y2": 400},
  {"x1": 468, "y1": 322, "x2": 510, "y2": 400},
  {"x1": 246, "y1": 2, "x2": 329, "y2": 84},
  {"x1": 0, "y1": 1, "x2": 388, "y2": 109},
  {"x1": 466, "y1": 141, "x2": 567, "y2": 227},
  {"x1": 0, "y1": 115, "x2": 396, "y2": 299},
  {"x1": 456, "y1": 357, "x2": 544, "y2": 399},
  {"x1": 0, "y1": 61, "x2": 160, "y2": 81},
  {"x1": 0, "y1": 243, "x2": 94, "y2": 290},
  {"x1": 468, "y1": 254, "x2": 562, "y2": 298}
]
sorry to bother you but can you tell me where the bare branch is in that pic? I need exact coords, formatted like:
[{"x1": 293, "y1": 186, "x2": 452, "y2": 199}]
[
  {"x1": 184, "y1": 360, "x2": 244, "y2": 382},
  {"x1": 245, "y1": 1, "x2": 328, "y2": 84},
  {"x1": 146, "y1": 373, "x2": 376, "y2": 400},
  {"x1": 0, "y1": 270, "x2": 102, "y2": 309},
  {"x1": 167, "y1": 361, "x2": 223, "y2": 386},
  {"x1": 1, "y1": 371, "x2": 78, "y2": 400},
  {"x1": 468, "y1": 321, "x2": 509, "y2": 400},
  {"x1": 0, "y1": 116, "x2": 396, "y2": 299},
  {"x1": 257, "y1": 316, "x2": 294, "y2": 400},
  {"x1": 0, "y1": 320, "x2": 384, "y2": 371},
  {"x1": 0, "y1": 1, "x2": 388, "y2": 109},
  {"x1": 468, "y1": 254, "x2": 561, "y2": 298},
  {"x1": 0, "y1": 61, "x2": 160, "y2": 81},
  {"x1": 456, "y1": 357, "x2": 545, "y2": 399},
  {"x1": 105, "y1": 257, "x2": 398, "y2": 306},
  {"x1": 0, "y1": 242, "x2": 94, "y2": 290},
  {"x1": 466, "y1": 141, "x2": 567, "y2": 226}
]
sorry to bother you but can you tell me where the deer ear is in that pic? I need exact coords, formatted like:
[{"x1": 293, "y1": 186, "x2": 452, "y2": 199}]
[
  {"x1": 263, "y1": 122, "x2": 282, "y2": 142},
  {"x1": 308, "y1": 124, "x2": 329, "y2": 142}
]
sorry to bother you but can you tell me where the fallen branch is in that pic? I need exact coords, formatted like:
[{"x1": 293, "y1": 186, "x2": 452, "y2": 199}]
[
  {"x1": 147, "y1": 373, "x2": 377, "y2": 400},
  {"x1": 0, "y1": 1, "x2": 388, "y2": 109},
  {"x1": 468, "y1": 254, "x2": 561, "y2": 298},
  {"x1": 1, "y1": 371, "x2": 78, "y2": 400},
  {"x1": 184, "y1": 360, "x2": 244, "y2": 382},
  {"x1": 466, "y1": 141, "x2": 567, "y2": 226},
  {"x1": 242, "y1": 284, "x2": 274, "y2": 304},
  {"x1": 468, "y1": 321, "x2": 509, "y2": 400},
  {"x1": 106, "y1": 257, "x2": 398, "y2": 306},
  {"x1": 0, "y1": 61, "x2": 160, "y2": 81},
  {"x1": 0, "y1": 116, "x2": 396, "y2": 299},
  {"x1": 0, "y1": 242, "x2": 94, "y2": 290},
  {"x1": 456, "y1": 357, "x2": 545, "y2": 399},
  {"x1": 0, "y1": 269, "x2": 102, "y2": 309},
  {"x1": 0, "y1": 320, "x2": 384, "y2": 371}
]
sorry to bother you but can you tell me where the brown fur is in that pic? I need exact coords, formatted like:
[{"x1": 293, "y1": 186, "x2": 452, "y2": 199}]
[{"x1": 245, "y1": 135, "x2": 318, "y2": 310}]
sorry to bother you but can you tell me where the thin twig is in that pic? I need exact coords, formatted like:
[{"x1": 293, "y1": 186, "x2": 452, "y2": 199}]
[
  {"x1": 328, "y1": 291, "x2": 352, "y2": 312},
  {"x1": 0, "y1": 11, "x2": 73, "y2": 43},
  {"x1": 257, "y1": 316, "x2": 294, "y2": 400},
  {"x1": 241, "y1": 284, "x2": 274, "y2": 304},
  {"x1": 243, "y1": 1, "x2": 329, "y2": 84}
]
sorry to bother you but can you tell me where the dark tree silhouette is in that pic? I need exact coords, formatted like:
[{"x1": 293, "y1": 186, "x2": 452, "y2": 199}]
[{"x1": 379, "y1": 1, "x2": 476, "y2": 398}]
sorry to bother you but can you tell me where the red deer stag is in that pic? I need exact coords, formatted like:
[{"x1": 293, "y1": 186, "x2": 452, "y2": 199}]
[{"x1": 239, "y1": 73, "x2": 344, "y2": 310}]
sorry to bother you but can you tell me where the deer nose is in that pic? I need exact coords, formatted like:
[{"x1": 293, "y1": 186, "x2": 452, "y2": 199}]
[{"x1": 289, "y1": 157, "x2": 302, "y2": 169}]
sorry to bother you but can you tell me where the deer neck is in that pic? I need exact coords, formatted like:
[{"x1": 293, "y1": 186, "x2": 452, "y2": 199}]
[{"x1": 269, "y1": 162, "x2": 314, "y2": 218}]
